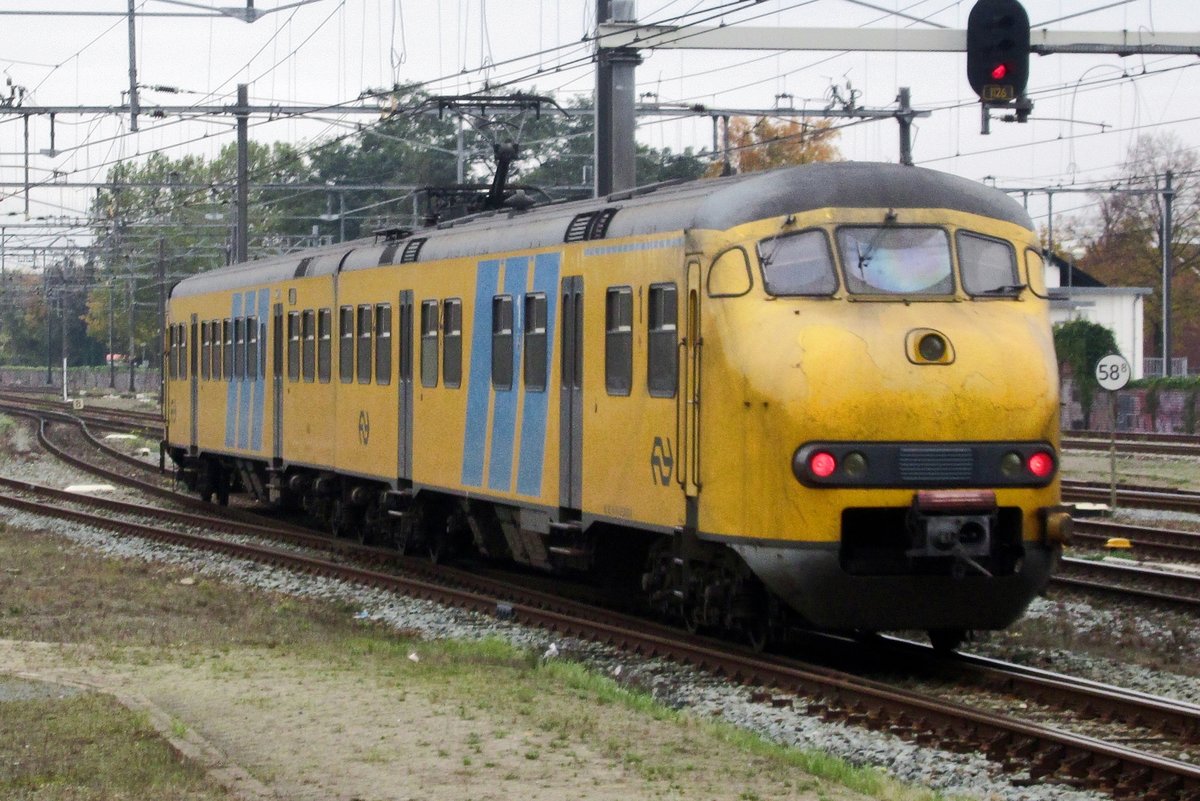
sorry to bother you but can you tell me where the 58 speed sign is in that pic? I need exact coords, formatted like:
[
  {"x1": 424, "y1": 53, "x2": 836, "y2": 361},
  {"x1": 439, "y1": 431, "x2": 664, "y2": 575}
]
[{"x1": 1095, "y1": 354, "x2": 1130, "y2": 391}]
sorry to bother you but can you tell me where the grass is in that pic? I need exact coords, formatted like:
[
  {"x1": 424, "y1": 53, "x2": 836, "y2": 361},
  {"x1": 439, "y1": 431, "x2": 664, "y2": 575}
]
[
  {"x1": 0, "y1": 691, "x2": 225, "y2": 801},
  {"x1": 0, "y1": 523, "x2": 963, "y2": 801}
]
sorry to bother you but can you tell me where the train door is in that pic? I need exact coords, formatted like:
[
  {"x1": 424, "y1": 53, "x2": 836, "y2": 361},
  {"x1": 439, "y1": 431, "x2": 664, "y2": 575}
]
[
  {"x1": 559, "y1": 276, "x2": 584, "y2": 509},
  {"x1": 397, "y1": 290, "x2": 414, "y2": 479},
  {"x1": 272, "y1": 303, "x2": 283, "y2": 461},
  {"x1": 189, "y1": 314, "x2": 199, "y2": 451},
  {"x1": 680, "y1": 260, "x2": 701, "y2": 501}
]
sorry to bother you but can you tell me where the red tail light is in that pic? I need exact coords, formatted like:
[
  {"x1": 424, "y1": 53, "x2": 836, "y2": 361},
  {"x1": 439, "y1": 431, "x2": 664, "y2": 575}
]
[
  {"x1": 1026, "y1": 451, "x2": 1054, "y2": 478},
  {"x1": 809, "y1": 451, "x2": 837, "y2": 478}
]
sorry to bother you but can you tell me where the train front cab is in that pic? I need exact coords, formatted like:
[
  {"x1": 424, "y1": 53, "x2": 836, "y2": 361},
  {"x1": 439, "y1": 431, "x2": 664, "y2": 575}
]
[{"x1": 689, "y1": 207, "x2": 1072, "y2": 638}]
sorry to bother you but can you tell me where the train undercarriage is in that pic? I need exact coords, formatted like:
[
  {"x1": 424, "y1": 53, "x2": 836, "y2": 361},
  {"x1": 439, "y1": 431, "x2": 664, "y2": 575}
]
[{"x1": 172, "y1": 451, "x2": 1020, "y2": 652}]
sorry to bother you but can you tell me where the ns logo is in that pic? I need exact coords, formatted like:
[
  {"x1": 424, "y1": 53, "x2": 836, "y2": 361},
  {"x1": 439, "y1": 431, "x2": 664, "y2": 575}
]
[{"x1": 650, "y1": 436, "x2": 674, "y2": 486}]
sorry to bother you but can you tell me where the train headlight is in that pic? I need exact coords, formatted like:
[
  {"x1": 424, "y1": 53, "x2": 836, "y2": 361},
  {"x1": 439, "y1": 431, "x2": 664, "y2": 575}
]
[
  {"x1": 918, "y1": 333, "x2": 946, "y2": 362},
  {"x1": 1000, "y1": 452, "x2": 1023, "y2": 478},
  {"x1": 1026, "y1": 451, "x2": 1054, "y2": 479},
  {"x1": 843, "y1": 451, "x2": 868, "y2": 478}
]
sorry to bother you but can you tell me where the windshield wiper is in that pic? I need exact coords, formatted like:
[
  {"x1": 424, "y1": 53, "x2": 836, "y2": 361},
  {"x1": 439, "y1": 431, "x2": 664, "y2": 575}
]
[{"x1": 977, "y1": 283, "x2": 1027, "y2": 295}]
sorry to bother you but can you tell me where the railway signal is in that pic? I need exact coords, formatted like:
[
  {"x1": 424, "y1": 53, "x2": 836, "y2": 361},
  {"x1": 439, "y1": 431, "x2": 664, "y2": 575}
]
[{"x1": 966, "y1": 0, "x2": 1032, "y2": 130}]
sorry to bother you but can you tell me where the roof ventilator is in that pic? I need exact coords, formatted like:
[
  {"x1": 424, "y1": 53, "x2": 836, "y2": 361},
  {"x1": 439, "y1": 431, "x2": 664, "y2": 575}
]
[
  {"x1": 564, "y1": 207, "x2": 618, "y2": 243},
  {"x1": 400, "y1": 238, "x2": 427, "y2": 264}
]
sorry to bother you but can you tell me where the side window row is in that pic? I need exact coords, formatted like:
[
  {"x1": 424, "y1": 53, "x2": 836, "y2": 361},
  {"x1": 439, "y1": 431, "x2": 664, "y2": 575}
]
[
  {"x1": 173, "y1": 283, "x2": 679, "y2": 399},
  {"x1": 605, "y1": 283, "x2": 677, "y2": 398},
  {"x1": 330, "y1": 304, "x2": 390, "y2": 386},
  {"x1": 177, "y1": 317, "x2": 264, "y2": 383}
]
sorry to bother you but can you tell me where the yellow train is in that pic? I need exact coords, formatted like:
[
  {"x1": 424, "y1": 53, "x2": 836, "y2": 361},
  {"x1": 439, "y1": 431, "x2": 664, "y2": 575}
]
[{"x1": 163, "y1": 162, "x2": 1071, "y2": 649}]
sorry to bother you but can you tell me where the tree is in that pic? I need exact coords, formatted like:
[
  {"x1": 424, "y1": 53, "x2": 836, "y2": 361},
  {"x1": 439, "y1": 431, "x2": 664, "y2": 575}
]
[
  {"x1": 704, "y1": 116, "x2": 840, "y2": 177},
  {"x1": 1053, "y1": 318, "x2": 1120, "y2": 426},
  {"x1": 1069, "y1": 133, "x2": 1200, "y2": 371}
]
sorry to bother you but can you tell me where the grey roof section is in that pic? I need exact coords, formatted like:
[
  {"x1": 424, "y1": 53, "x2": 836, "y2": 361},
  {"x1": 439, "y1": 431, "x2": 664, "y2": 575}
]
[{"x1": 171, "y1": 162, "x2": 1034, "y2": 299}]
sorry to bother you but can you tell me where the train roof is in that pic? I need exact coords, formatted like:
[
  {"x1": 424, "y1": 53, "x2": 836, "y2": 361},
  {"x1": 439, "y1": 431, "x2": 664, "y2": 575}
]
[{"x1": 171, "y1": 161, "x2": 1034, "y2": 299}]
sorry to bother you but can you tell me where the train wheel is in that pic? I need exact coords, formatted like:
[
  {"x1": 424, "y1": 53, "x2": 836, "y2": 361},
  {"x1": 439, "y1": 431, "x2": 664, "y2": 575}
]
[
  {"x1": 928, "y1": 628, "x2": 967, "y2": 652},
  {"x1": 328, "y1": 499, "x2": 351, "y2": 539},
  {"x1": 745, "y1": 620, "x2": 769, "y2": 653}
]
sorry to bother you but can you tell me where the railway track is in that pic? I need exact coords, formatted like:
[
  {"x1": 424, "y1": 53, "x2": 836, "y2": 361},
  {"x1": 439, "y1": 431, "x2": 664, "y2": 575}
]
[
  {"x1": 1054, "y1": 556, "x2": 1200, "y2": 609},
  {"x1": 8, "y1": 400, "x2": 1200, "y2": 797},
  {"x1": 11, "y1": 397, "x2": 1200, "y2": 616},
  {"x1": 2, "y1": 482, "x2": 1199, "y2": 800},
  {"x1": 0, "y1": 391, "x2": 163, "y2": 435},
  {"x1": 1073, "y1": 519, "x2": 1200, "y2": 563},
  {"x1": 1063, "y1": 480, "x2": 1200, "y2": 515},
  {"x1": 1063, "y1": 431, "x2": 1200, "y2": 458}
]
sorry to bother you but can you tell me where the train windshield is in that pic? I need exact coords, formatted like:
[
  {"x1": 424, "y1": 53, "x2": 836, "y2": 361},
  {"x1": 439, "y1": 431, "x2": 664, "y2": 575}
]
[
  {"x1": 756, "y1": 230, "x2": 838, "y2": 296},
  {"x1": 957, "y1": 231, "x2": 1021, "y2": 296},
  {"x1": 836, "y1": 227, "x2": 953, "y2": 296}
]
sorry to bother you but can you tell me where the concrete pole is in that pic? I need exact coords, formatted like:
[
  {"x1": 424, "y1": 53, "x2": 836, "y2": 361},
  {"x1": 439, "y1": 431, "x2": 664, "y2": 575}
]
[
  {"x1": 236, "y1": 84, "x2": 249, "y2": 263},
  {"x1": 127, "y1": 0, "x2": 139, "y2": 131},
  {"x1": 897, "y1": 88, "x2": 914, "y2": 166},
  {"x1": 594, "y1": 0, "x2": 641, "y2": 196},
  {"x1": 127, "y1": 270, "x2": 136, "y2": 393},
  {"x1": 1162, "y1": 170, "x2": 1174, "y2": 377}
]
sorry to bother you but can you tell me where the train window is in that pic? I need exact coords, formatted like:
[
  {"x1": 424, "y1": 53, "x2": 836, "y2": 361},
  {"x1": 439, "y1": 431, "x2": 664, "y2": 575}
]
[
  {"x1": 167, "y1": 327, "x2": 176, "y2": 380},
  {"x1": 357, "y1": 304, "x2": 373, "y2": 384},
  {"x1": 757, "y1": 231, "x2": 836, "y2": 296},
  {"x1": 837, "y1": 227, "x2": 952, "y2": 296},
  {"x1": 259, "y1": 320, "x2": 268, "y2": 383},
  {"x1": 317, "y1": 308, "x2": 332, "y2": 383},
  {"x1": 708, "y1": 248, "x2": 754, "y2": 297},
  {"x1": 492, "y1": 295, "x2": 514, "y2": 391},
  {"x1": 957, "y1": 231, "x2": 1019, "y2": 296},
  {"x1": 524, "y1": 293, "x2": 548, "y2": 392},
  {"x1": 420, "y1": 300, "x2": 439, "y2": 388},
  {"x1": 375, "y1": 304, "x2": 392, "y2": 386},
  {"x1": 273, "y1": 313, "x2": 283, "y2": 380},
  {"x1": 234, "y1": 318, "x2": 246, "y2": 379},
  {"x1": 199, "y1": 322, "x2": 209, "y2": 381},
  {"x1": 223, "y1": 319, "x2": 233, "y2": 381},
  {"x1": 338, "y1": 306, "x2": 354, "y2": 384},
  {"x1": 287, "y1": 312, "x2": 300, "y2": 382},
  {"x1": 647, "y1": 284, "x2": 677, "y2": 398},
  {"x1": 605, "y1": 287, "x2": 633, "y2": 396},
  {"x1": 213, "y1": 318, "x2": 223, "y2": 381},
  {"x1": 180, "y1": 324, "x2": 188, "y2": 380},
  {"x1": 302, "y1": 310, "x2": 316, "y2": 383},
  {"x1": 442, "y1": 298, "x2": 461, "y2": 388},
  {"x1": 246, "y1": 317, "x2": 258, "y2": 381}
]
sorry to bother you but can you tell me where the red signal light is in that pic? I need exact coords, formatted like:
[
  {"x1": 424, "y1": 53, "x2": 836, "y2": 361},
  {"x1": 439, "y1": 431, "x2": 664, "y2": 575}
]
[
  {"x1": 1026, "y1": 451, "x2": 1054, "y2": 479},
  {"x1": 809, "y1": 451, "x2": 837, "y2": 478},
  {"x1": 991, "y1": 63, "x2": 1008, "y2": 81}
]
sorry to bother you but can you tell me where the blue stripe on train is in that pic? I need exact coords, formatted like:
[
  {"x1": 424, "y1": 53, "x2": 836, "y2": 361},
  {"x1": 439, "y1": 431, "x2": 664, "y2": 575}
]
[
  {"x1": 487, "y1": 257, "x2": 530, "y2": 492},
  {"x1": 237, "y1": 291, "x2": 254, "y2": 449},
  {"x1": 516, "y1": 253, "x2": 560, "y2": 497},
  {"x1": 461, "y1": 260, "x2": 500, "y2": 487},
  {"x1": 225, "y1": 294, "x2": 244, "y2": 447},
  {"x1": 251, "y1": 289, "x2": 269, "y2": 451}
]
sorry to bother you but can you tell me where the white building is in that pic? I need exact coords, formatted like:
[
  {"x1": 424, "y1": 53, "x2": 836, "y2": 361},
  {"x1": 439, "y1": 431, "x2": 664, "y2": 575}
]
[{"x1": 1044, "y1": 254, "x2": 1152, "y2": 379}]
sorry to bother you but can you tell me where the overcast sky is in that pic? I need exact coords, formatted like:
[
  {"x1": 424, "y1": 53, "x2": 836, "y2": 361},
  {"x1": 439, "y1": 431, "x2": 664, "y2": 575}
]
[{"x1": 1, "y1": 0, "x2": 1197, "y2": 257}]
